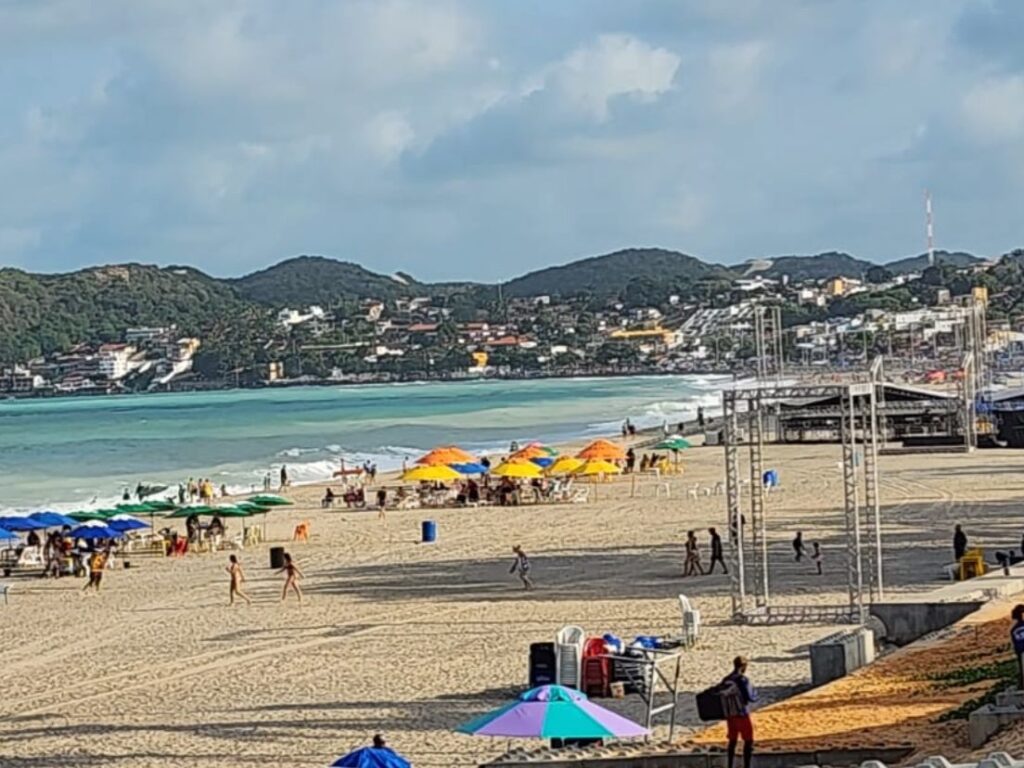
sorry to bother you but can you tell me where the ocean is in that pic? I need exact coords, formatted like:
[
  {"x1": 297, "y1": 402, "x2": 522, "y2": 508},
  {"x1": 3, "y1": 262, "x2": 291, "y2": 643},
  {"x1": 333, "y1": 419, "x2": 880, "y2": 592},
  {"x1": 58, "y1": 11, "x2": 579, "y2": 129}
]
[{"x1": 0, "y1": 375, "x2": 725, "y2": 512}]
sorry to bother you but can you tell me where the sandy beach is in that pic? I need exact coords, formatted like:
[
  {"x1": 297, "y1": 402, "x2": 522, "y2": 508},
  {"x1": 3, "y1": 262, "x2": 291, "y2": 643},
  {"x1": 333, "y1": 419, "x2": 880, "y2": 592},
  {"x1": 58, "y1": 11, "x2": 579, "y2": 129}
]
[{"x1": 3, "y1": 436, "x2": 1024, "y2": 767}]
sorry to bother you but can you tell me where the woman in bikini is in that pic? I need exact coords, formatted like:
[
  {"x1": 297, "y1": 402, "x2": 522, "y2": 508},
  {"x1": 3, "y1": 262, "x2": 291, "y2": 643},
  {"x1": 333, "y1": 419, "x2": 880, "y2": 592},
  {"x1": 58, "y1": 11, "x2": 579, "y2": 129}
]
[
  {"x1": 278, "y1": 552, "x2": 304, "y2": 603},
  {"x1": 226, "y1": 554, "x2": 252, "y2": 606}
]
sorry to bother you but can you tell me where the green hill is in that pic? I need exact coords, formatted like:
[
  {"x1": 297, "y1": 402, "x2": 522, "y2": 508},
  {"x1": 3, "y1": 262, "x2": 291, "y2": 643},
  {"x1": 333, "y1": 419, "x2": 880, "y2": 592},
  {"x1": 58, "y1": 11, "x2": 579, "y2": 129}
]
[
  {"x1": 229, "y1": 255, "x2": 421, "y2": 305},
  {"x1": 0, "y1": 264, "x2": 244, "y2": 363},
  {"x1": 501, "y1": 248, "x2": 729, "y2": 299},
  {"x1": 885, "y1": 250, "x2": 983, "y2": 275},
  {"x1": 746, "y1": 252, "x2": 875, "y2": 282}
]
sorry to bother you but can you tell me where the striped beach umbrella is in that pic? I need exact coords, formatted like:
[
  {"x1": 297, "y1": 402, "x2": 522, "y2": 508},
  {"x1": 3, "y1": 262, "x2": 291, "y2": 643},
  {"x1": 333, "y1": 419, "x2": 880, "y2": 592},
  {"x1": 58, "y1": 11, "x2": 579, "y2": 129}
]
[{"x1": 456, "y1": 685, "x2": 648, "y2": 739}]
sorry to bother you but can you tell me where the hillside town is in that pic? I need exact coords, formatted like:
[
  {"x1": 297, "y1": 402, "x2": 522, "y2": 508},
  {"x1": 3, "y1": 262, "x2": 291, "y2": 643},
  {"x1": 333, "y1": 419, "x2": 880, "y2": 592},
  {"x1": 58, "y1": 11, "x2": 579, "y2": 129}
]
[{"x1": 2, "y1": 254, "x2": 1021, "y2": 398}]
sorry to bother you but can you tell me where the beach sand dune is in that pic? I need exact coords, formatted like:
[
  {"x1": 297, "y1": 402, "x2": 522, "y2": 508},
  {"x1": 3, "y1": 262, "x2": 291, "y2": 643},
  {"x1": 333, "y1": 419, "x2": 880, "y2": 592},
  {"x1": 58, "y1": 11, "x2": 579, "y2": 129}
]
[{"x1": 2, "y1": 442, "x2": 1024, "y2": 766}]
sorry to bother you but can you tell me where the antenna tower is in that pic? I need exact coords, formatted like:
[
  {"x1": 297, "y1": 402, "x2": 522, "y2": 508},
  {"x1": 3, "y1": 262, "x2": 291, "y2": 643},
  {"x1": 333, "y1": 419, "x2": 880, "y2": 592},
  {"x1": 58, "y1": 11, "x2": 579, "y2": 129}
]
[{"x1": 925, "y1": 190, "x2": 935, "y2": 267}]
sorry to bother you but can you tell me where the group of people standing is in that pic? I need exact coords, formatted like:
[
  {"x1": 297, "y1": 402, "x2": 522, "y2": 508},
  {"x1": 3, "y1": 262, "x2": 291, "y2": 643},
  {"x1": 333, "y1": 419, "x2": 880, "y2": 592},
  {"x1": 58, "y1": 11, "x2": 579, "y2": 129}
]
[
  {"x1": 179, "y1": 477, "x2": 224, "y2": 504},
  {"x1": 682, "y1": 528, "x2": 823, "y2": 577}
]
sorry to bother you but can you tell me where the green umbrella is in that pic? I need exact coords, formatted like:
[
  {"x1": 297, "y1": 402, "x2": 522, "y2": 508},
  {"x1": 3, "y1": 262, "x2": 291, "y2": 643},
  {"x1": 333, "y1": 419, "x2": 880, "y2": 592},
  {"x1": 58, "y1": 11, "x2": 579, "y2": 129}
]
[
  {"x1": 236, "y1": 502, "x2": 271, "y2": 514},
  {"x1": 166, "y1": 505, "x2": 218, "y2": 518},
  {"x1": 69, "y1": 508, "x2": 119, "y2": 522},
  {"x1": 248, "y1": 495, "x2": 293, "y2": 506},
  {"x1": 654, "y1": 436, "x2": 692, "y2": 451},
  {"x1": 141, "y1": 499, "x2": 177, "y2": 512}
]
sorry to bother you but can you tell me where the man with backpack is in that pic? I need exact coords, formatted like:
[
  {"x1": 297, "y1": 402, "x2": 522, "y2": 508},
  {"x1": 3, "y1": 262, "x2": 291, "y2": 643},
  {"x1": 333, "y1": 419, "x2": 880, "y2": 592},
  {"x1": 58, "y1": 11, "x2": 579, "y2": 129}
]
[{"x1": 723, "y1": 656, "x2": 757, "y2": 768}]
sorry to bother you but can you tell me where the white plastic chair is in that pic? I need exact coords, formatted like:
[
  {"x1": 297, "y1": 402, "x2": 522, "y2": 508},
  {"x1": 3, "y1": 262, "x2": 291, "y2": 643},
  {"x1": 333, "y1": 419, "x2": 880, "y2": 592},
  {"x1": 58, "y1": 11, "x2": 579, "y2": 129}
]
[
  {"x1": 679, "y1": 594, "x2": 701, "y2": 647},
  {"x1": 17, "y1": 546, "x2": 42, "y2": 568},
  {"x1": 555, "y1": 625, "x2": 585, "y2": 689}
]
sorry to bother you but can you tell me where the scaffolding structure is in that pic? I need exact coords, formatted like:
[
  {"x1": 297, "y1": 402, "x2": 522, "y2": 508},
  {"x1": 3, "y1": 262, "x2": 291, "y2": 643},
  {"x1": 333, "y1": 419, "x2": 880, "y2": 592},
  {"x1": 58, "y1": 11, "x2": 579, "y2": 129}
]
[
  {"x1": 723, "y1": 370, "x2": 884, "y2": 624},
  {"x1": 754, "y1": 305, "x2": 785, "y2": 383}
]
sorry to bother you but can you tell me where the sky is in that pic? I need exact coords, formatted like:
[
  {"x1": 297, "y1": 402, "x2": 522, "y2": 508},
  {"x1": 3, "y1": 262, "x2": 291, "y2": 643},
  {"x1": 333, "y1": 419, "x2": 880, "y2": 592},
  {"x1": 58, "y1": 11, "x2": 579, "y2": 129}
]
[{"x1": 1, "y1": 0, "x2": 1022, "y2": 282}]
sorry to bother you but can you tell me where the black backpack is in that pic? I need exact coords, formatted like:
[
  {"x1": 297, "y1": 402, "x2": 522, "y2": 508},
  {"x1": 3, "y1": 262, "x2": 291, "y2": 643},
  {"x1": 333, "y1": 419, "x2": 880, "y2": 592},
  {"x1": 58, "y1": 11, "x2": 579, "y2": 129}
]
[{"x1": 695, "y1": 679, "x2": 745, "y2": 722}]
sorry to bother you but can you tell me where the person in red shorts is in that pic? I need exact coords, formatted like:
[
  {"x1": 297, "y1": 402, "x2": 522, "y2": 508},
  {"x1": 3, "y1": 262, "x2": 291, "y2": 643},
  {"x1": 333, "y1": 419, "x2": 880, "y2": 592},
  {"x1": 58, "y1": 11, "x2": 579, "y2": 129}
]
[{"x1": 724, "y1": 655, "x2": 757, "y2": 768}]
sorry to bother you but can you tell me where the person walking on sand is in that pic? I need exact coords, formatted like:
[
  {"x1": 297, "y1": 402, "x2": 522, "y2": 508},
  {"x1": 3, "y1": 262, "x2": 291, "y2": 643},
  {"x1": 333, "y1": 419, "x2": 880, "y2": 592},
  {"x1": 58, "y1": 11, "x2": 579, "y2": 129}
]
[
  {"x1": 226, "y1": 554, "x2": 252, "y2": 606},
  {"x1": 280, "y1": 465, "x2": 289, "y2": 490},
  {"x1": 793, "y1": 531, "x2": 806, "y2": 562},
  {"x1": 723, "y1": 655, "x2": 757, "y2": 768},
  {"x1": 954, "y1": 524, "x2": 968, "y2": 562},
  {"x1": 278, "y1": 552, "x2": 303, "y2": 603},
  {"x1": 510, "y1": 545, "x2": 533, "y2": 590},
  {"x1": 708, "y1": 527, "x2": 728, "y2": 574},
  {"x1": 376, "y1": 487, "x2": 387, "y2": 520},
  {"x1": 811, "y1": 542, "x2": 823, "y2": 575},
  {"x1": 82, "y1": 548, "x2": 108, "y2": 593},
  {"x1": 684, "y1": 530, "x2": 705, "y2": 577}
]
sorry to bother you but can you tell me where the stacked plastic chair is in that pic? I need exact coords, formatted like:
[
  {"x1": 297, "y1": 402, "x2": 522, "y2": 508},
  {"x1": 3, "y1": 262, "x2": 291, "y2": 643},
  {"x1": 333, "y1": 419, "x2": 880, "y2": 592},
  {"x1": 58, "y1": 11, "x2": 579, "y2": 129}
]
[
  {"x1": 555, "y1": 625, "x2": 585, "y2": 689},
  {"x1": 679, "y1": 594, "x2": 701, "y2": 647}
]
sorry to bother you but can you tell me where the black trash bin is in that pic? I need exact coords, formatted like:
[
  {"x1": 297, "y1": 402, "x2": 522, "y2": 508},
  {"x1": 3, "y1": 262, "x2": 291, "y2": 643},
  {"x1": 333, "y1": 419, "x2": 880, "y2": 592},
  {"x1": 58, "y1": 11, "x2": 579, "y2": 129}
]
[{"x1": 270, "y1": 546, "x2": 286, "y2": 569}]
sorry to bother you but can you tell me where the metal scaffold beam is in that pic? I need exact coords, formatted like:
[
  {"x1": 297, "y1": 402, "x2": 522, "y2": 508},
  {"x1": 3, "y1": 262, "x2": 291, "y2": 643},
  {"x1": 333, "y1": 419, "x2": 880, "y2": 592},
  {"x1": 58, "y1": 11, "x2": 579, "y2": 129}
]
[{"x1": 722, "y1": 391, "x2": 746, "y2": 619}]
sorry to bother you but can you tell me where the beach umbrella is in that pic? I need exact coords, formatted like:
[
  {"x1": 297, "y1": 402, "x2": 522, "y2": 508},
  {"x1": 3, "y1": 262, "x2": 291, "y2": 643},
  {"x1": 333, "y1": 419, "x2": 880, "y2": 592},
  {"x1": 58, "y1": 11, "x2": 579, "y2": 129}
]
[
  {"x1": 546, "y1": 456, "x2": 584, "y2": 475},
  {"x1": 0, "y1": 515, "x2": 48, "y2": 532},
  {"x1": 546, "y1": 456, "x2": 583, "y2": 475},
  {"x1": 70, "y1": 523, "x2": 122, "y2": 539},
  {"x1": 330, "y1": 746, "x2": 411, "y2": 768},
  {"x1": 29, "y1": 511, "x2": 79, "y2": 528},
  {"x1": 107, "y1": 514, "x2": 150, "y2": 532},
  {"x1": 529, "y1": 456, "x2": 555, "y2": 469},
  {"x1": 654, "y1": 435, "x2": 692, "y2": 451},
  {"x1": 142, "y1": 499, "x2": 177, "y2": 512},
  {"x1": 456, "y1": 684, "x2": 648, "y2": 740},
  {"x1": 415, "y1": 446, "x2": 477, "y2": 465},
  {"x1": 166, "y1": 505, "x2": 218, "y2": 518},
  {"x1": 509, "y1": 444, "x2": 555, "y2": 461},
  {"x1": 69, "y1": 508, "x2": 120, "y2": 522},
  {"x1": 247, "y1": 495, "x2": 294, "y2": 507},
  {"x1": 577, "y1": 440, "x2": 627, "y2": 461},
  {"x1": 0, "y1": 526, "x2": 18, "y2": 540},
  {"x1": 574, "y1": 459, "x2": 622, "y2": 477},
  {"x1": 209, "y1": 506, "x2": 252, "y2": 518},
  {"x1": 402, "y1": 464, "x2": 462, "y2": 483},
  {"x1": 450, "y1": 462, "x2": 487, "y2": 475},
  {"x1": 236, "y1": 501, "x2": 271, "y2": 514},
  {"x1": 491, "y1": 460, "x2": 543, "y2": 479}
]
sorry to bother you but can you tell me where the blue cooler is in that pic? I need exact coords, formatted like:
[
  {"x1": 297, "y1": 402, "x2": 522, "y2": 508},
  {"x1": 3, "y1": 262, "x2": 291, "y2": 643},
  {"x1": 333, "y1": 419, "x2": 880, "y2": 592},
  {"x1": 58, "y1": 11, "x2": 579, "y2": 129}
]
[{"x1": 421, "y1": 520, "x2": 437, "y2": 543}]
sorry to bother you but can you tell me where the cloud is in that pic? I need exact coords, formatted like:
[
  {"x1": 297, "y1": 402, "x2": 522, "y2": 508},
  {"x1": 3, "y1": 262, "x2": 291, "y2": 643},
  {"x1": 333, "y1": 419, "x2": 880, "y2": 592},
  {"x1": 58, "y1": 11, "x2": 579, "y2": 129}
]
[
  {"x1": 961, "y1": 76, "x2": 1024, "y2": 143},
  {"x1": 406, "y1": 34, "x2": 680, "y2": 177},
  {"x1": 547, "y1": 34, "x2": 680, "y2": 121},
  {"x1": 0, "y1": 1, "x2": 1023, "y2": 280}
]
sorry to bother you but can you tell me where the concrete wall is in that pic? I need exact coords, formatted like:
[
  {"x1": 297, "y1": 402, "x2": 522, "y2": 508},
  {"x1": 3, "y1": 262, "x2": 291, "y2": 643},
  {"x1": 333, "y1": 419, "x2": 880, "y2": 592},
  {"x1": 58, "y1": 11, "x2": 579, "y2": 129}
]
[
  {"x1": 869, "y1": 601, "x2": 984, "y2": 647},
  {"x1": 485, "y1": 747, "x2": 914, "y2": 768}
]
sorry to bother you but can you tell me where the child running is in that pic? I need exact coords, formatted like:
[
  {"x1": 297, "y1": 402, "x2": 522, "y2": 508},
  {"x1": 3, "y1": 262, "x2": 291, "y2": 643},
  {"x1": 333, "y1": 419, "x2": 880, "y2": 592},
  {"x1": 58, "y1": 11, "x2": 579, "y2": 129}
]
[
  {"x1": 82, "y1": 548, "x2": 107, "y2": 593},
  {"x1": 278, "y1": 552, "x2": 304, "y2": 603},
  {"x1": 226, "y1": 554, "x2": 252, "y2": 606},
  {"x1": 510, "y1": 545, "x2": 533, "y2": 590}
]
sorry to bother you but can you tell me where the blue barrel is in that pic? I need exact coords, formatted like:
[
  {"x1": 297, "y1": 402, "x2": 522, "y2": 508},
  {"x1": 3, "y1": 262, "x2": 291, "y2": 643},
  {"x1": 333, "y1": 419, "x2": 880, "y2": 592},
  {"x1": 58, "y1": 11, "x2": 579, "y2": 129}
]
[{"x1": 421, "y1": 520, "x2": 437, "y2": 543}]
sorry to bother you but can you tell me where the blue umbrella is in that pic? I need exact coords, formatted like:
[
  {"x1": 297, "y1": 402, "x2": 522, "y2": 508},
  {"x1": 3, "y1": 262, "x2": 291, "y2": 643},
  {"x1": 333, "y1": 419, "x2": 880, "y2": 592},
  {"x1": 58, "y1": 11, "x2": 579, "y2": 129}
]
[
  {"x1": 29, "y1": 511, "x2": 79, "y2": 528},
  {"x1": 450, "y1": 462, "x2": 487, "y2": 475},
  {"x1": 70, "y1": 524, "x2": 122, "y2": 540},
  {"x1": 331, "y1": 747, "x2": 411, "y2": 768},
  {"x1": 530, "y1": 457, "x2": 555, "y2": 469},
  {"x1": 0, "y1": 515, "x2": 48, "y2": 532},
  {"x1": 107, "y1": 515, "x2": 149, "y2": 532},
  {"x1": 0, "y1": 526, "x2": 19, "y2": 540}
]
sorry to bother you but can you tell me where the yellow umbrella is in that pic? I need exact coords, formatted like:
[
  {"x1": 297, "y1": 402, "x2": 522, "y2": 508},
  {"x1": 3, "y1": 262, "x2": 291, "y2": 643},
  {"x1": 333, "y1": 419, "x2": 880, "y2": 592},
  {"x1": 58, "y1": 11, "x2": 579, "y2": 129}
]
[
  {"x1": 574, "y1": 459, "x2": 622, "y2": 476},
  {"x1": 546, "y1": 456, "x2": 584, "y2": 475},
  {"x1": 403, "y1": 464, "x2": 462, "y2": 482},
  {"x1": 492, "y1": 460, "x2": 543, "y2": 479}
]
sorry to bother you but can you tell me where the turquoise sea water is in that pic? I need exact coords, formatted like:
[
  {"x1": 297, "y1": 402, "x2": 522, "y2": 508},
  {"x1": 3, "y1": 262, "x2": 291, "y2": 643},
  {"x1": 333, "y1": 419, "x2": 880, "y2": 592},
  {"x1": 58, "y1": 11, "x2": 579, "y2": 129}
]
[{"x1": 0, "y1": 375, "x2": 724, "y2": 511}]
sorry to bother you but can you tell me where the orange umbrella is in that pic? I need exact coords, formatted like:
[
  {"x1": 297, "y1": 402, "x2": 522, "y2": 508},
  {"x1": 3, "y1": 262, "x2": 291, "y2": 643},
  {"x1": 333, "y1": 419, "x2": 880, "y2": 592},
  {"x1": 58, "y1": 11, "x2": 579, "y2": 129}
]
[
  {"x1": 509, "y1": 444, "x2": 552, "y2": 461},
  {"x1": 416, "y1": 446, "x2": 477, "y2": 465},
  {"x1": 576, "y1": 439, "x2": 626, "y2": 461}
]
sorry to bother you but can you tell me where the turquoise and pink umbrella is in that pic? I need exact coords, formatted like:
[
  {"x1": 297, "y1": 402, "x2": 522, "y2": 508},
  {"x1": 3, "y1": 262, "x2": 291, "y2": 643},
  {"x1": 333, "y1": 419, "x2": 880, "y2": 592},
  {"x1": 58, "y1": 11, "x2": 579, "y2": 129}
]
[{"x1": 456, "y1": 685, "x2": 648, "y2": 739}]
